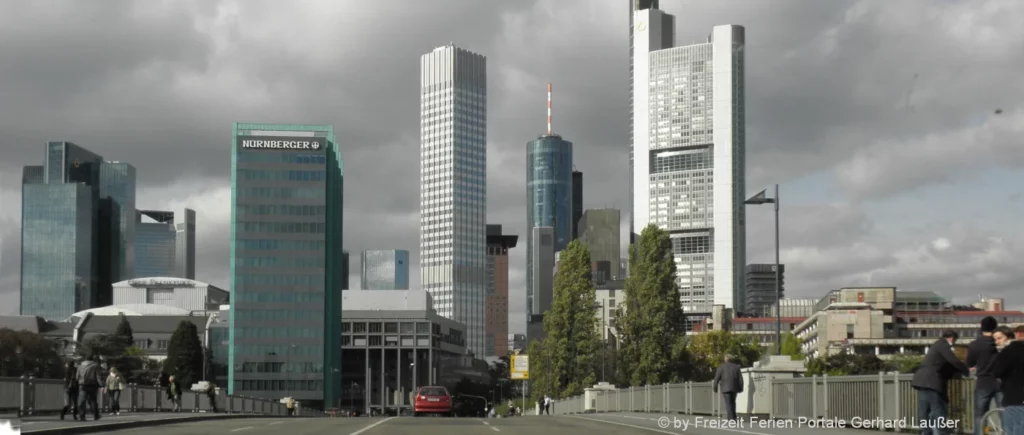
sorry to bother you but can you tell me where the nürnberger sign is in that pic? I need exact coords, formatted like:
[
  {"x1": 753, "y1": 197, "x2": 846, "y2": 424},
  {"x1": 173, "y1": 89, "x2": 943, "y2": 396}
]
[
  {"x1": 236, "y1": 135, "x2": 326, "y2": 151},
  {"x1": 129, "y1": 278, "x2": 197, "y2": 287}
]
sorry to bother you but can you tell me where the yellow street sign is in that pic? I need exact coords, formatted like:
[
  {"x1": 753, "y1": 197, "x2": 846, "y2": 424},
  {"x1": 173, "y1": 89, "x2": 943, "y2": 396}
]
[{"x1": 510, "y1": 354, "x2": 529, "y2": 380}]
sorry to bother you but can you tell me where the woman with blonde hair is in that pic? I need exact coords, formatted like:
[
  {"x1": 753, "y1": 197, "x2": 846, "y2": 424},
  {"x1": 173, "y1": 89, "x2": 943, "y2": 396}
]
[{"x1": 105, "y1": 367, "x2": 126, "y2": 416}]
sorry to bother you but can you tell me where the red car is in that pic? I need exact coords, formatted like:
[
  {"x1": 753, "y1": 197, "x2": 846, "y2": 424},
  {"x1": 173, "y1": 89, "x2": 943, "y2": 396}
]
[{"x1": 414, "y1": 386, "x2": 452, "y2": 416}]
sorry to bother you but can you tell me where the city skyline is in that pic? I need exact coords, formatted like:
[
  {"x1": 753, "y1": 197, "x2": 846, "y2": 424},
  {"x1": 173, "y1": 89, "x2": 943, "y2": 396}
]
[{"x1": 1, "y1": 0, "x2": 1022, "y2": 337}]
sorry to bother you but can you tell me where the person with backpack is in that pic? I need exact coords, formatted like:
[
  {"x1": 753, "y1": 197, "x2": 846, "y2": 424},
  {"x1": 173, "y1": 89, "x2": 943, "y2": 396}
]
[
  {"x1": 60, "y1": 361, "x2": 79, "y2": 420},
  {"x1": 75, "y1": 355, "x2": 103, "y2": 421}
]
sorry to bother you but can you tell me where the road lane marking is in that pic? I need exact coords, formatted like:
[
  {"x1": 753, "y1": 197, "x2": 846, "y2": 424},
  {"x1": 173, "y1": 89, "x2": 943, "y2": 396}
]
[
  {"x1": 569, "y1": 416, "x2": 677, "y2": 435},
  {"x1": 350, "y1": 416, "x2": 395, "y2": 435},
  {"x1": 269, "y1": 421, "x2": 284, "y2": 425},
  {"x1": 483, "y1": 421, "x2": 490, "y2": 425},
  {"x1": 231, "y1": 427, "x2": 253, "y2": 432},
  {"x1": 587, "y1": 414, "x2": 774, "y2": 435},
  {"x1": 491, "y1": 426, "x2": 500, "y2": 432}
]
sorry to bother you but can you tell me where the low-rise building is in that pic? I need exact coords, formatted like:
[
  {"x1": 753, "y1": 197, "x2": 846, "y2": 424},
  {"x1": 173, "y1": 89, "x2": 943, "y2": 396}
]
[
  {"x1": 112, "y1": 277, "x2": 228, "y2": 312},
  {"x1": 794, "y1": 288, "x2": 1024, "y2": 358}
]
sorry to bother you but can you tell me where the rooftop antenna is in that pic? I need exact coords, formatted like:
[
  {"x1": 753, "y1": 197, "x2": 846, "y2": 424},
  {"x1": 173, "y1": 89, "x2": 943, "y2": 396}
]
[{"x1": 547, "y1": 83, "x2": 553, "y2": 135}]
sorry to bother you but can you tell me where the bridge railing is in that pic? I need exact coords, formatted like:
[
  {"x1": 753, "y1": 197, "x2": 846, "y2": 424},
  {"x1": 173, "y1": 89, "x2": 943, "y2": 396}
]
[
  {"x1": 551, "y1": 374, "x2": 980, "y2": 434},
  {"x1": 0, "y1": 376, "x2": 321, "y2": 417}
]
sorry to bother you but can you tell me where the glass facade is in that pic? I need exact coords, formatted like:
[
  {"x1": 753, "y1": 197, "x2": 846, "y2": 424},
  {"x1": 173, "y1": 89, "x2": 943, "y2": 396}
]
[
  {"x1": 360, "y1": 250, "x2": 409, "y2": 290},
  {"x1": 525, "y1": 134, "x2": 573, "y2": 316},
  {"x1": 419, "y1": 45, "x2": 489, "y2": 357},
  {"x1": 136, "y1": 221, "x2": 176, "y2": 277},
  {"x1": 175, "y1": 209, "x2": 197, "y2": 279},
  {"x1": 578, "y1": 209, "x2": 622, "y2": 280},
  {"x1": 229, "y1": 123, "x2": 343, "y2": 408},
  {"x1": 98, "y1": 163, "x2": 137, "y2": 296},
  {"x1": 20, "y1": 182, "x2": 95, "y2": 320}
]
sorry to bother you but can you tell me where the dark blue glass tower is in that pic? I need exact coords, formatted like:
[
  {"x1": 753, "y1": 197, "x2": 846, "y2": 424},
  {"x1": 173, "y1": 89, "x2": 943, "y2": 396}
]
[
  {"x1": 21, "y1": 142, "x2": 136, "y2": 320},
  {"x1": 229, "y1": 123, "x2": 344, "y2": 409},
  {"x1": 526, "y1": 134, "x2": 573, "y2": 316}
]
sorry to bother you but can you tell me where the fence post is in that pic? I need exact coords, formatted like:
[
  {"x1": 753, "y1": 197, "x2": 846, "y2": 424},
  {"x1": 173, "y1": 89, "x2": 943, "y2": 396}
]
[
  {"x1": 19, "y1": 375, "x2": 30, "y2": 417},
  {"x1": 892, "y1": 371, "x2": 901, "y2": 427},
  {"x1": 664, "y1": 383, "x2": 669, "y2": 413},
  {"x1": 685, "y1": 382, "x2": 692, "y2": 415},
  {"x1": 877, "y1": 371, "x2": 885, "y2": 431},
  {"x1": 822, "y1": 374, "x2": 829, "y2": 420},
  {"x1": 629, "y1": 386, "x2": 634, "y2": 411},
  {"x1": 811, "y1": 375, "x2": 818, "y2": 419},
  {"x1": 645, "y1": 384, "x2": 650, "y2": 412}
]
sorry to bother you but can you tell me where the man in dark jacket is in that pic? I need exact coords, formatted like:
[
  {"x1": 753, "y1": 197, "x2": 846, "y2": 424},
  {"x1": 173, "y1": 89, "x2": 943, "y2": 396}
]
[
  {"x1": 75, "y1": 355, "x2": 103, "y2": 421},
  {"x1": 712, "y1": 354, "x2": 743, "y2": 421},
  {"x1": 60, "y1": 361, "x2": 79, "y2": 420},
  {"x1": 965, "y1": 316, "x2": 1001, "y2": 435},
  {"x1": 989, "y1": 325, "x2": 1024, "y2": 435},
  {"x1": 912, "y1": 331, "x2": 970, "y2": 435}
]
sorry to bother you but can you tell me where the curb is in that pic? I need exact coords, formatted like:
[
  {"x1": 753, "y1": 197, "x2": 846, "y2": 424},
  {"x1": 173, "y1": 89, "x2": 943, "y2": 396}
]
[{"x1": 25, "y1": 414, "x2": 285, "y2": 434}]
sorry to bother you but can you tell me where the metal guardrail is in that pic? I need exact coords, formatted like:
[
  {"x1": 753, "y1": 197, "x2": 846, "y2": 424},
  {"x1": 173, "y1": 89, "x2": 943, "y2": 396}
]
[
  {"x1": 551, "y1": 374, "x2": 983, "y2": 434},
  {"x1": 0, "y1": 376, "x2": 321, "y2": 418}
]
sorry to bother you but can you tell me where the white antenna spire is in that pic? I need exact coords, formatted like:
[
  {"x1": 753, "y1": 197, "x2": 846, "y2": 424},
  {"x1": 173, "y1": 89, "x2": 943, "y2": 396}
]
[{"x1": 547, "y1": 83, "x2": 552, "y2": 135}]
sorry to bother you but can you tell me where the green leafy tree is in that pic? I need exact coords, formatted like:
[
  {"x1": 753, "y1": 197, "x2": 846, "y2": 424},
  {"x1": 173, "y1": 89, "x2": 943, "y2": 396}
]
[
  {"x1": 163, "y1": 320, "x2": 204, "y2": 386},
  {"x1": 687, "y1": 330, "x2": 763, "y2": 381},
  {"x1": 0, "y1": 328, "x2": 64, "y2": 378},
  {"x1": 76, "y1": 332, "x2": 145, "y2": 381},
  {"x1": 888, "y1": 354, "x2": 924, "y2": 373},
  {"x1": 615, "y1": 224, "x2": 690, "y2": 386},
  {"x1": 805, "y1": 353, "x2": 887, "y2": 376},
  {"x1": 779, "y1": 332, "x2": 804, "y2": 360},
  {"x1": 114, "y1": 315, "x2": 134, "y2": 348}
]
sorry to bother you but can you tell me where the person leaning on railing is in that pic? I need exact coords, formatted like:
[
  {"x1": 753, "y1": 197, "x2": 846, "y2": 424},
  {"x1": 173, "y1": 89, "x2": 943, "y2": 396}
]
[
  {"x1": 966, "y1": 316, "x2": 1002, "y2": 435},
  {"x1": 912, "y1": 330, "x2": 970, "y2": 435},
  {"x1": 988, "y1": 325, "x2": 1024, "y2": 435}
]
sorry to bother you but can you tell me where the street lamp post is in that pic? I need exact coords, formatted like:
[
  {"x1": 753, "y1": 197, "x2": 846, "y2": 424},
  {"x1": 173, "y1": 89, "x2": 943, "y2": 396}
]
[{"x1": 745, "y1": 184, "x2": 782, "y2": 356}]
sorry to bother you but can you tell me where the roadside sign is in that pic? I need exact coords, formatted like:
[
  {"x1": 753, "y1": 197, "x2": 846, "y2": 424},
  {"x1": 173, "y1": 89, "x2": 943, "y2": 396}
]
[{"x1": 510, "y1": 354, "x2": 529, "y2": 380}]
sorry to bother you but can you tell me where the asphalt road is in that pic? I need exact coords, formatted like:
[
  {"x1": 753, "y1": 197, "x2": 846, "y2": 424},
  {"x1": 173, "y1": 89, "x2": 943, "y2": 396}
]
[
  {"x1": 17, "y1": 412, "x2": 256, "y2": 433},
  {"x1": 72, "y1": 412, "x2": 907, "y2": 435}
]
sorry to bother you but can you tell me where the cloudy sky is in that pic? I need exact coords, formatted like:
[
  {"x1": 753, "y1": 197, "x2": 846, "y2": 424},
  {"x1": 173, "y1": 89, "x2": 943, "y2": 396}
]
[{"x1": 1, "y1": 0, "x2": 1022, "y2": 333}]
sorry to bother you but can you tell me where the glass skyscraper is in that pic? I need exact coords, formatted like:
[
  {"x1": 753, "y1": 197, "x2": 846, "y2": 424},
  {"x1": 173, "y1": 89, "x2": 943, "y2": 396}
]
[
  {"x1": 525, "y1": 134, "x2": 573, "y2": 317},
  {"x1": 135, "y1": 209, "x2": 195, "y2": 278},
  {"x1": 229, "y1": 123, "x2": 344, "y2": 408},
  {"x1": 419, "y1": 45, "x2": 488, "y2": 357},
  {"x1": 631, "y1": 2, "x2": 747, "y2": 312},
  {"x1": 360, "y1": 250, "x2": 409, "y2": 290},
  {"x1": 21, "y1": 141, "x2": 136, "y2": 320}
]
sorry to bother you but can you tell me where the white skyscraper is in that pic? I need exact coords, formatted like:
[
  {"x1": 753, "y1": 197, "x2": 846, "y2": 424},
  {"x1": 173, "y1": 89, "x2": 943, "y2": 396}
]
[
  {"x1": 419, "y1": 45, "x2": 489, "y2": 356},
  {"x1": 630, "y1": 3, "x2": 746, "y2": 313}
]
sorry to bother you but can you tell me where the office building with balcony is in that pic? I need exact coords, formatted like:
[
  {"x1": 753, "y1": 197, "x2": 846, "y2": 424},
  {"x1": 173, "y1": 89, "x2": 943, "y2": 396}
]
[
  {"x1": 485, "y1": 225, "x2": 518, "y2": 357},
  {"x1": 630, "y1": 1, "x2": 747, "y2": 313},
  {"x1": 229, "y1": 122, "x2": 344, "y2": 408},
  {"x1": 136, "y1": 209, "x2": 196, "y2": 279},
  {"x1": 419, "y1": 44, "x2": 489, "y2": 358},
  {"x1": 360, "y1": 250, "x2": 410, "y2": 290},
  {"x1": 793, "y1": 288, "x2": 1024, "y2": 358},
  {"x1": 20, "y1": 142, "x2": 138, "y2": 320}
]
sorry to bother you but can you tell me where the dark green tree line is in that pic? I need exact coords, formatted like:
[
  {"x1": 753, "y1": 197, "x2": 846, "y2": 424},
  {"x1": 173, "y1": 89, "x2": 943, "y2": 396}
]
[
  {"x1": 615, "y1": 224, "x2": 689, "y2": 386},
  {"x1": 163, "y1": 320, "x2": 205, "y2": 386}
]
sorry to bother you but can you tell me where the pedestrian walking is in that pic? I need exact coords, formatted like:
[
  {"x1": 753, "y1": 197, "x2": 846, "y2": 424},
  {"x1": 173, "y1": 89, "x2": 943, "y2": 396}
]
[
  {"x1": 75, "y1": 355, "x2": 103, "y2": 421},
  {"x1": 966, "y1": 316, "x2": 1001, "y2": 435},
  {"x1": 166, "y1": 375, "x2": 182, "y2": 412},
  {"x1": 713, "y1": 354, "x2": 743, "y2": 421},
  {"x1": 543, "y1": 395, "x2": 551, "y2": 415},
  {"x1": 105, "y1": 367, "x2": 125, "y2": 416},
  {"x1": 911, "y1": 330, "x2": 970, "y2": 435},
  {"x1": 205, "y1": 382, "x2": 219, "y2": 412},
  {"x1": 989, "y1": 325, "x2": 1024, "y2": 435},
  {"x1": 60, "y1": 361, "x2": 79, "y2": 420},
  {"x1": 286, "y1": 397, "x2": 296, "y2": 416}
]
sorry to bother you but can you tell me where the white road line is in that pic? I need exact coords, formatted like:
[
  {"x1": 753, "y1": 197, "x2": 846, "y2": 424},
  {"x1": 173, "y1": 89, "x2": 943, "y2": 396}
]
[
  {"x1": 350, "y1": 416, "x2": 395, "y2": 435},
  {"x1": 490, "y1": 426, "x2": 500, "y2": 432},
  {"x1": 269, "y1": 421, "x2": 284, "y2": 425},
  {"x1": 483, "y1": 421, "x2": 490, "y2": 425},
  {"x1": 569, "y1": 416, "x2": 677, "y2": 435},
  {"x1": 231, "y1": 427, "x2": 253, "y2": 432}
]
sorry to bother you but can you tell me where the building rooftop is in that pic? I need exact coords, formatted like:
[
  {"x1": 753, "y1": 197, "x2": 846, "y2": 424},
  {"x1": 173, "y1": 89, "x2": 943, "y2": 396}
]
[{"x1": 68, "y1": 303, "x2": 193, "y2": 320}]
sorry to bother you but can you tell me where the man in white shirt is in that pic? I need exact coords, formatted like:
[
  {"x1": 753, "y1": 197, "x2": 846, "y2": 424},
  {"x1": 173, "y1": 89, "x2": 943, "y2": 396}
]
[{"x1": 543, "y1": 395, "x2": 551, "y2": 415}]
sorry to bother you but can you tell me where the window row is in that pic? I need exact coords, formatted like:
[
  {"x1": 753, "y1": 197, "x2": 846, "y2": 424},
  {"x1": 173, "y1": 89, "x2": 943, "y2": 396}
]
[
  {"x1": 236, "y1": 152, "x2": 328, "y2": 165},
  {"x1": 235, "y1": 186, "x2": 325, "y2": 199},
  {"x1": 236, "y1": 204, "x2": 327, "y2": 217},
  {"x1": 236, "y1": 221, "x2": 325, "y2": 234},
  {"x1": 233, "y1": 274, "x2": 324, "y2": 286},
  {"x1": 235, "y1": 239, "x2": 327, "y2": 251},
  {"x1": 237, "y1": 169, "x2": 327, "y2": 182}
]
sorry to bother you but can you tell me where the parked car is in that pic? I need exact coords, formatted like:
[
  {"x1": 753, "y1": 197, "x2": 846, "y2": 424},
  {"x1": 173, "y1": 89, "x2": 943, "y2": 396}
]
[{"x1": 414, "y1": 386, "x2": 452, "y2": 416}]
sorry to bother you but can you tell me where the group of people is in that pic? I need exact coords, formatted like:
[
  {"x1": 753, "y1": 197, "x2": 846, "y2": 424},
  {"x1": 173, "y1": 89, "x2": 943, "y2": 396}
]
[
  {"x1": 59, "y1": 354, "x2": 219, "y2": 421},
  {"x1": 536, "y1": 395, "x2": 553, "y2": 415},
  {"x1": 912, "y1": 319, "x2": 1024, "y2": 435}
]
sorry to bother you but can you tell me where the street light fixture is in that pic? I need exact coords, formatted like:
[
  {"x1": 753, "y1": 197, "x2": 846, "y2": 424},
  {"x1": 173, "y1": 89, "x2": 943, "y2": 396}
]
[{"x1": 745, "y1": 184, "x2": 782, "y2": 356}]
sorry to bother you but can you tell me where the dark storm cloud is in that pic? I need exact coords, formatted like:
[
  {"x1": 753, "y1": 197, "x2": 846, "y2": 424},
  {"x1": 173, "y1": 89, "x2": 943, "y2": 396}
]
[{"x1": 2, "y1": 0, "x2": 1024, "y2": 321}]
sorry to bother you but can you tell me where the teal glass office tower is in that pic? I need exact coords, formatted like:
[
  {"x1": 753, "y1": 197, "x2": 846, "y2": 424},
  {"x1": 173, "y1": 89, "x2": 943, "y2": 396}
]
[
  {"x1": 21, "y1": 142, "x2": 136, "y2": 320},
  {"x1": 228, "y1": 123, "x2": 343, "y2": 409},
  {"x1": 525, "y1": 134, "x2": 573, "y2": 317}
]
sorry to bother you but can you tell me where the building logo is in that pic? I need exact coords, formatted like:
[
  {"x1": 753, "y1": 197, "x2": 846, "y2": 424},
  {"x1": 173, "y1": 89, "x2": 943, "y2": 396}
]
[{"x1": 236, "y1": 135, "x2": 327, "y2": 152}]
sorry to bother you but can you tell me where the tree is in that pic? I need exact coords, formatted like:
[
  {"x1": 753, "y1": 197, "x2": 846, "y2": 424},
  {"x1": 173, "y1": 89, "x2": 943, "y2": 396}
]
[
  {"x1": 779, "y1": 332, "x2": 804, "y2": 360},
  {"x1": 0, "y1": 328, "x2": 64, "y2": 378},
  {"x1": 805, "y1": 353, "x2": 887, "y2": 376},
  {"x1": 163, "y1": 320, "x2": 204, "y2": 386},
  {"x1": 686, "y1": 330, "x2": 763, "y2": 381},
  {"x1": 114, "y1": 315, "x2": 134, "y2": 348},
  {"x1": 536, "y1": 240, "x2": 601, "y2": 399},
  {"x1": 615, "y1": 224, "x2": 689, "y2": 386}
]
